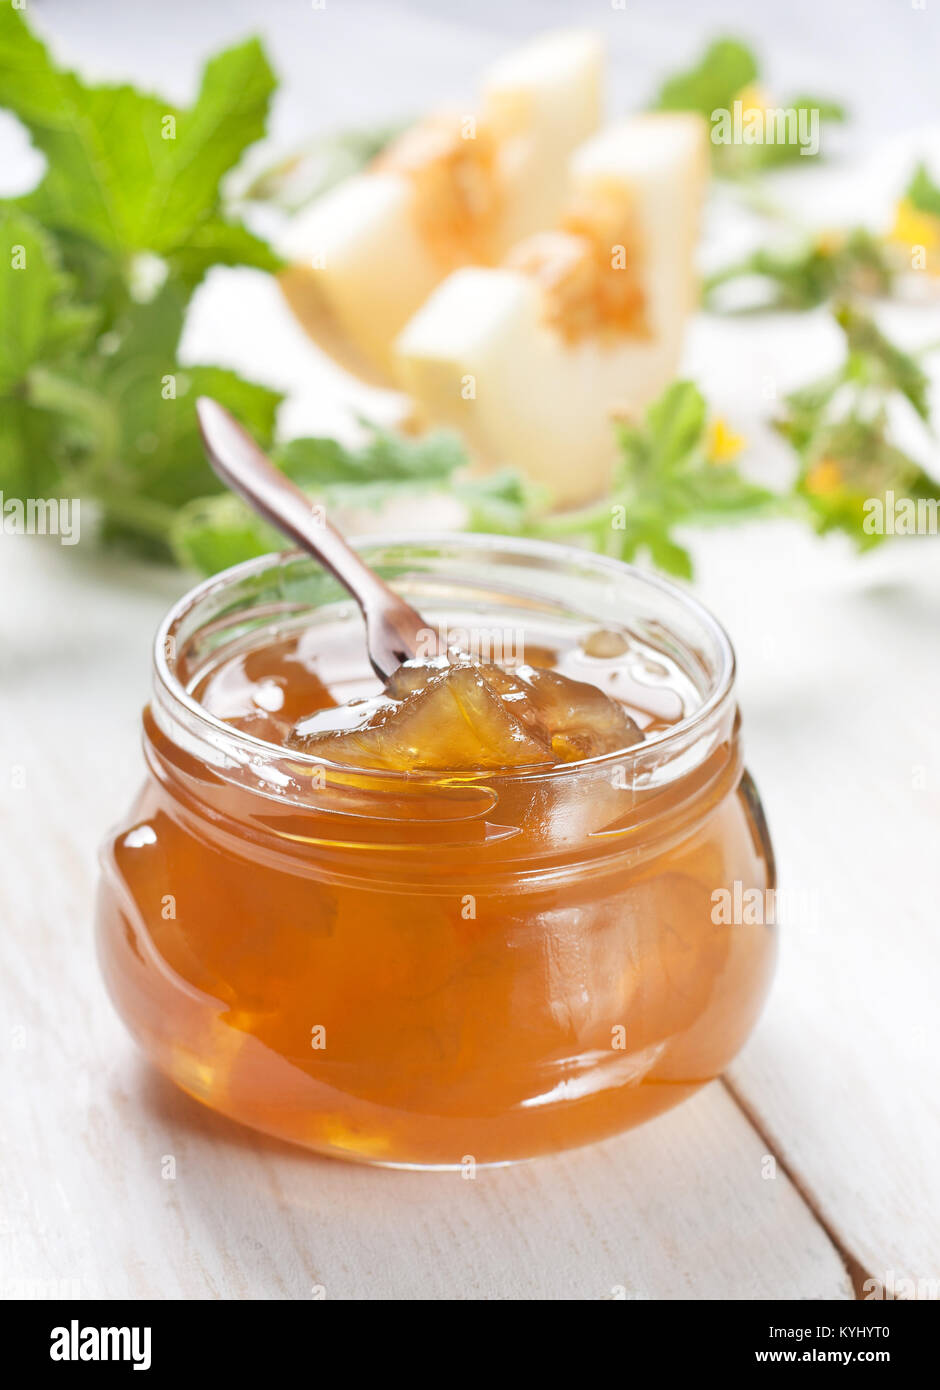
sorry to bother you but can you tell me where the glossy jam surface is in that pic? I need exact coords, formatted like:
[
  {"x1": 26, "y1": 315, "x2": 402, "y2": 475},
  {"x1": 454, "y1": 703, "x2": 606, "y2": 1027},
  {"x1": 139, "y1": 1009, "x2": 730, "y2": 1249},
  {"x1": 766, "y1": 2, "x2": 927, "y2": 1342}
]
[
  {"x1": 204, "y1": 639, "x2": 648, "y2": 770},
  {"x1": 97, "y1": 614, "x2": 776, "y2": 1167}
]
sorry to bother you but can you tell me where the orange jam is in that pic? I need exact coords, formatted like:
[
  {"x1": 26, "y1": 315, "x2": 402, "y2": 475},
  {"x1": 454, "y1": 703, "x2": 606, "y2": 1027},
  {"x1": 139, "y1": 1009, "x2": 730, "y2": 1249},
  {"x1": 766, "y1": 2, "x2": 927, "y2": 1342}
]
[{"x1": 96, "y1": 539, "x2": 776, "y2": 1166}]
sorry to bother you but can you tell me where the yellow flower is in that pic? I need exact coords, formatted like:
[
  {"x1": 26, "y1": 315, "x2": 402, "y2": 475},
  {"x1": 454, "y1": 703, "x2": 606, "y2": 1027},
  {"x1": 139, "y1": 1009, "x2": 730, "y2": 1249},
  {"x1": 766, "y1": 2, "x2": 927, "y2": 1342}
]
[
  {"x1": 707, "y1": 416, "x2": 746, "y2": 464},
  {"x1": 814, "y1": 228, "x2": 846, "y2": 257},
  {"x1": 805, "y1": 458, "x2": 843, "y2": 495},
  {"x1": 887, "y1": 198, "x2": 940, "y2": 275},
  {"x1": 736, "y1": 83, "x2": 769, "y2": 118}
]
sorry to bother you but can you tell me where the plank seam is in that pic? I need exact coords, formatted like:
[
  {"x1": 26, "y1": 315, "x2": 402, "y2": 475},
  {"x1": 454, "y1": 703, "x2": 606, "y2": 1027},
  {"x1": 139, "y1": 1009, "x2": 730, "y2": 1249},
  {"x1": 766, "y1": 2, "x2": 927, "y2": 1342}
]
[{"x1": 721, "y1": 1075, "x2": 869, "y2": 1299}]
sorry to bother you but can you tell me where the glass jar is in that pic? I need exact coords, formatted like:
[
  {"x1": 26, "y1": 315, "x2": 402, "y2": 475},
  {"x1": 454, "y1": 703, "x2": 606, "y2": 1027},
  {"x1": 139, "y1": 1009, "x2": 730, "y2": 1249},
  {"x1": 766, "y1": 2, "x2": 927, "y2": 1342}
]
[{"x1": 96, "y1": 535, "x2": 776, "y2": 1167}]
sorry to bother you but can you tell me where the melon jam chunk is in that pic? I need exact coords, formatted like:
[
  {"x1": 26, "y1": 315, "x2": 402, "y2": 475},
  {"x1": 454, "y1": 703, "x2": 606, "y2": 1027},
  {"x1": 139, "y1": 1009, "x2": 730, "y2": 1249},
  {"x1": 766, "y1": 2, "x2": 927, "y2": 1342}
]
[
  {"x1": 515, "y1": 664, "x2": 643, "y2": 761},
  {"x1": 288, "y1": 655, "x2": 642, "y2": 771}
]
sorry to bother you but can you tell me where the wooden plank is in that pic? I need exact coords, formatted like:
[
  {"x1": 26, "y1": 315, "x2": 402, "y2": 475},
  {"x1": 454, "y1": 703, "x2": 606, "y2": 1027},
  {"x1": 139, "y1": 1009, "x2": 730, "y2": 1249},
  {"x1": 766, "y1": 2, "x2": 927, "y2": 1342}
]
[{"x1": 696, "y1": 524, "x2": 940, "y2": 1295}]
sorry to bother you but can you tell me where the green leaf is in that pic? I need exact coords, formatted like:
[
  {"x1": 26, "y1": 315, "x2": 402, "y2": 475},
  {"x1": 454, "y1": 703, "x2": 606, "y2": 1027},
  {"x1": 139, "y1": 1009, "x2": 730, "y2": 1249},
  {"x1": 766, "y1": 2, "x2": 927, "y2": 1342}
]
[
  {"x1": 0, "y1": 207, "x2": 92, "y2": 391},
  {"x1": 787, "y1": 95, "x2": 847, "y2": 123},
  {"x1": 640, "y1": 379, "x2": 708, "y2": 471},
  {"x1": 536, "y1": 381, "x2": 776, "y2": 577},
  {"x1": 678, "y1": 464, "x2": 777, "y2": 518},
  {"x1": 775, "y1": 296, "x2": 940, "y2": 548},
  {"x1": 103, "y1": 361, "x2": 282, "y2": 515},
  {"x1": 745, "y1": 96, "x2": 847, "y2": 170},
  {"x1": 643, "y1": 529, "x2": 695, "y2": 579},
  {"x1": 166, "y1": 216, "x2": 283, "y2": 289},
  {"x1": 906, "y1": 162, "x2": 940, "y2": 219},
  {"x1": 651, "y1": 37, "x2": 758, "y2": 117},
  {"x1": 22, "y1": 277, "x2": 283, "y2": 553},
  {"x1": 0, "y1": 396, "x2": 68, "y2": 496},
  {"x1": 651, "y1": 36, "x2": 845, "y2": 176},
  {"x1": 171, "y1": 424, "x2": 477, "y2": 573},
  {"x1": 457, "y1": 469, "x2": 545, "y2": 534},
  {"x1": 170, "y1": 492, "x2": 280, "y2": 572},
  {"x1": 0, "y1": 6, "x2": 288, "y2": 561},
  {"x1": 46, "y1": 227, "x2": 130, "y2": 334},
  {"x1": 836, "y1": 302, "x2": 931, "y2": 421},
  {"x1": 139, "y1": 38, "x2": 276, "y2": 249},
  {"x1": 707, "y1": 242, "x2": 836, "y2": 312},
  {"x1": 274, "y1": 426, "x2": 467, "y2": 489},
  {"x1": 103, "y1": 275, "x2": 188, "y2": 365},
  {"x1": 794, "y1": 414, "x2": 936, "y2": 549},
  {"x1": 706, "y1": 228, "x2": 893, "y2": 313},
  {"x1": 25, "y1": 274, "x2": 279, "y2": 516},
  {"x1": 0, "y1": 7, "x2": 276, "y2": 263},
  {"x1": 170, "y1": 423, "x2": 553, "y2": 576}
]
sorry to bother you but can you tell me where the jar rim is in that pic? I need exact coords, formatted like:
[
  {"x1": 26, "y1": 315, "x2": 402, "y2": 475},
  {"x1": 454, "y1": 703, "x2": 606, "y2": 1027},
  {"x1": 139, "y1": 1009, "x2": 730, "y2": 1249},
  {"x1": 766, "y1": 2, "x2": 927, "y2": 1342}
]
[{"x1": 153, "y1": 532, "x2": 736, "y2": 786}]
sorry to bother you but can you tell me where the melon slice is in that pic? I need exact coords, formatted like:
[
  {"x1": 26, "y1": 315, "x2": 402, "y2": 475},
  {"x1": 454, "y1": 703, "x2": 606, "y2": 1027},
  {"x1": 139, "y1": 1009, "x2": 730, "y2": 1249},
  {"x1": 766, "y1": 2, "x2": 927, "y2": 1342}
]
[
  {"x1": 395, "y1": 113, "x2": 708, "y2": 506},
  {"x1": 278, "y1": 31, "x2": 603, "y2": 385}
]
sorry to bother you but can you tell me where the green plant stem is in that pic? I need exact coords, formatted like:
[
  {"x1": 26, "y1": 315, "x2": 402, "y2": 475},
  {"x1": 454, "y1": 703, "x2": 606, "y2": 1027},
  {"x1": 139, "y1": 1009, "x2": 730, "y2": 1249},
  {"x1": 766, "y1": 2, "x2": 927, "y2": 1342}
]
[{"x1": 25, "y1": 365, "x2": 121, "y2": 474}]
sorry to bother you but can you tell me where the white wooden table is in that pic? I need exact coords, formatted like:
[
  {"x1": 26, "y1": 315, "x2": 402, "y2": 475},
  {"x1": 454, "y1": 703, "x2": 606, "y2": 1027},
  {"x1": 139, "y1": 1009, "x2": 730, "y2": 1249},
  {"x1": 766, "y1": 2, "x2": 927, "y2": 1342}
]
[{"x1": 2, "y1": 0, "x2": 938, "y2": 1303}]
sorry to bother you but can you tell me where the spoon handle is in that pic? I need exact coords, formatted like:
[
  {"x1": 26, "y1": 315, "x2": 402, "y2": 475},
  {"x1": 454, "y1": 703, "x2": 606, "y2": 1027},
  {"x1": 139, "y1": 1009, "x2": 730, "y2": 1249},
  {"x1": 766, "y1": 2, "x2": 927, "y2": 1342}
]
[{"x1": 195, "y1": 397, "x2": 433, "y2": 680}]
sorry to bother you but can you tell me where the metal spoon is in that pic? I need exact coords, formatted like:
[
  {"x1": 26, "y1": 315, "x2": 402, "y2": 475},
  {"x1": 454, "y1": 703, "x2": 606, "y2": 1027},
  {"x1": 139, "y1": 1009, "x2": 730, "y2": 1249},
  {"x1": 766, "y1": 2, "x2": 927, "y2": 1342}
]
[{"x1": 195, "y1": 397, "x2": 437, "y2": 681}]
